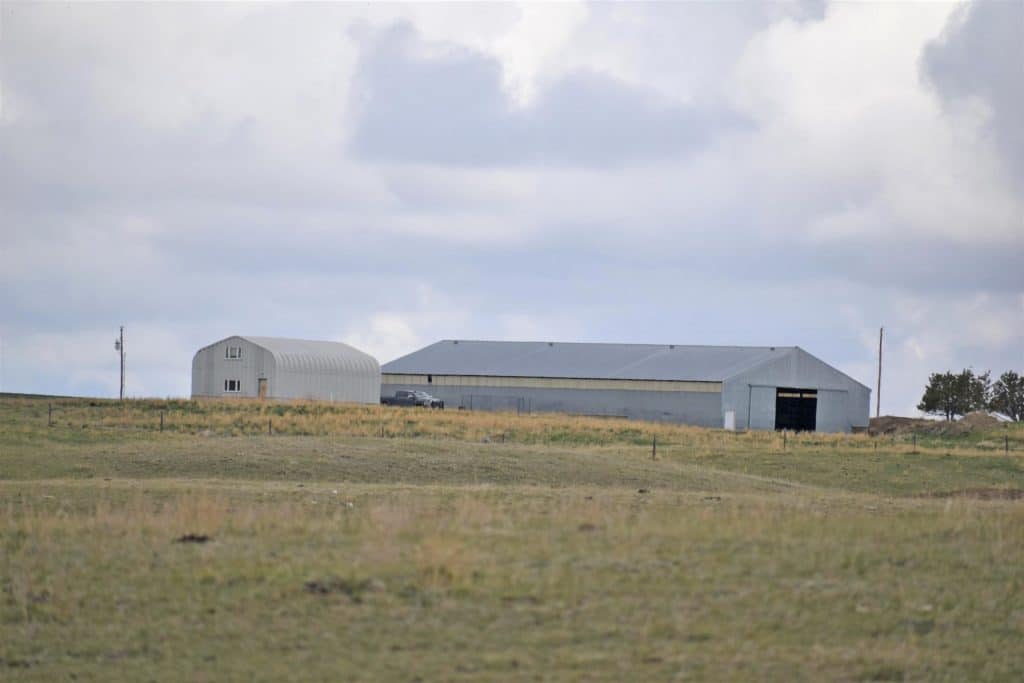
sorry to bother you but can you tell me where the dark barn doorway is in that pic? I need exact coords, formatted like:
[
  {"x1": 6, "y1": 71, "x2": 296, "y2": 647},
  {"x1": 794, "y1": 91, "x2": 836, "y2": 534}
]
[{"x1": 775, "y1": 388, "x2": 817, "y2": 431}]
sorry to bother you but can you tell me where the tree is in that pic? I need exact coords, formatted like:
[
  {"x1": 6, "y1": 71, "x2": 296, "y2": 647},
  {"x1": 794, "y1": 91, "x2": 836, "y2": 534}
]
[
  {"x1": 962, "y1": 369, "x2": 991, "y2": 414},
  {"x1": 917, "y1": 369, "x2": 991, "y2": 420},
  {"x1": 918, "y1": 372, "x2": 956, "y2": 420},
  {"x1": 990, "y1": 371, "x2": 1024, "y2": 422}
]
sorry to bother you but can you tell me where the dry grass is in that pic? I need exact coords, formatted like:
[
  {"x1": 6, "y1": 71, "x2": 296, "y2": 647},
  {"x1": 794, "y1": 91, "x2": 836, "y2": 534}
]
[
  {"x1": 2, "y1": 396, "x2": 1024, "y2": 680},
  {"x1": 4, "y1": 396, "x2": 1022, "y2": 455},
  {"x1": 3, "y1": 480, "x2": 1023, "y2": 681}
]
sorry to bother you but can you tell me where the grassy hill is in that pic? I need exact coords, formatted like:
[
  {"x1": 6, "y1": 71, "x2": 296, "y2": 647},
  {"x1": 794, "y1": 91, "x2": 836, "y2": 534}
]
[{"x1": 2, "y1": 396, "x2": 1022, "y2": 681}]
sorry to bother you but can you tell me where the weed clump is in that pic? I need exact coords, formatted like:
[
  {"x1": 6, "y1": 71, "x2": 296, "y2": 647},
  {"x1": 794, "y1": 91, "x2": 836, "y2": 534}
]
[
  {"x1": 303, "y1": 576, "x2": 384, "y2": 602},
  {"x1": 175, "y1": 533, "x2": 210, "y2": 543}
]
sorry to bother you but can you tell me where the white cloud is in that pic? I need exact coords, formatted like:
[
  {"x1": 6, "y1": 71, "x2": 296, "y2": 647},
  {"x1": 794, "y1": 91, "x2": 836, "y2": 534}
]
[
  {"x1": 0, "y1": 1, "x2": 1020, "y2": 413},
  {"x1": 492, "y1": 2, "x2": 589, "y2": 106},
  {"x1": 3, "y1": 3, "x2": 360, "y2": 151},
  {"x1": 341, "y1": 313, "x2": 425, "y2": 367},
  {"x1": 728, "y1": 1, "x2": 1023, "y2": 245},
  {"x1": 865, "y1": 291, "x2": 1024, "y2": 415},
  {"x1": 339, "y1": 285, "x2": 472, "y2": 364},
  {"x1": 496, "y1": 313, "x2": 584, "y2": 342}
]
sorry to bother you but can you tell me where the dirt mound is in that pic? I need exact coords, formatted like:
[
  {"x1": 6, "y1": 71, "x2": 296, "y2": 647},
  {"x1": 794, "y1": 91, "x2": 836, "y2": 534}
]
[
  {"x1": 960, "y1": 411, "x2": 1001, "y2": 429},
  {"x1": 927, "y1": 488, "x2": 1024, "y2": 501},
  {"x1": 870, "y1": 416, "x2": 928, "y2": 435},
  {"x1": 869, "y1": 412, "x2": 1001, "y2": 437},
  {"x1": 869, "y1": 416, "x2": 968, "y2": 436}
]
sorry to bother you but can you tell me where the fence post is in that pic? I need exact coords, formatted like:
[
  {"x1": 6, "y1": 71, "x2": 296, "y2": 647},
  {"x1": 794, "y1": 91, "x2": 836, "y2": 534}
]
[
  {"x1": 160, "y1": 411, "x2": 164, "y2": 433},
  {"x1": 48, "y1": 402, "x2": 53, "y2": 427},
  {"x1": 912, "y1": 434, "x2": 917, "y2": 454},
  {"x1": 268, "y1": 418, "x2": 272, "y2": 436},
  {"x1": 652, "y1": 435, "x2": 657, "y2": 461}
]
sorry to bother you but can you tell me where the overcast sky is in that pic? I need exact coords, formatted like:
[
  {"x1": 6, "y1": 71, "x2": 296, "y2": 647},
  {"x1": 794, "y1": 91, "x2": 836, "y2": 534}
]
[{"x1": 1, "y1": 1, "x2": 1021, "y2": 415}]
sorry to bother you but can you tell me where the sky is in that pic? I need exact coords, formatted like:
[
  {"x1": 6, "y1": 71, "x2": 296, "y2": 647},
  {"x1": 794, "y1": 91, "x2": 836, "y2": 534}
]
[{"x1": 0, "y1": 1, "x2": 1021, "y2": 416}]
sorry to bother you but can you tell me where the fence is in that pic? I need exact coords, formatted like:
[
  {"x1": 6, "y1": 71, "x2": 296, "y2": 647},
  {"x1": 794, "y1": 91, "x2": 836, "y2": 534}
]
[
  {"x1": 8, "y1": 396, "x2": 1021, "y2": 455},
  {"x1": 461, "y1": 394, "x2": 530, "y2": 414}
]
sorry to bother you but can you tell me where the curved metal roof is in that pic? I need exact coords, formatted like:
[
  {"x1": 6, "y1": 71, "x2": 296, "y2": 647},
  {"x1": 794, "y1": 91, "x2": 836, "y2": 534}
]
[{"x1": 240, "y1": 336, "x2": 380, "y2": 378}]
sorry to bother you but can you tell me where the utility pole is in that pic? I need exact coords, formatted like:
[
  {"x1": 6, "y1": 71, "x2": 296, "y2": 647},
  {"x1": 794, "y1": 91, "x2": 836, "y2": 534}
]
[
  {"x1": 876, "y1": 327, "x2": 883, "y2": 418},
  {"x1": 114, "y1": 326, "x2": 125, "y2": 400}
]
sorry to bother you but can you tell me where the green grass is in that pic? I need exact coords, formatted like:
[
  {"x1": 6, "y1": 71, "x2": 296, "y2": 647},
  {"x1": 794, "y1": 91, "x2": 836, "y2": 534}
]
[{"x1": 2, "y1": 397, "x2": 1023, "y2": 681}]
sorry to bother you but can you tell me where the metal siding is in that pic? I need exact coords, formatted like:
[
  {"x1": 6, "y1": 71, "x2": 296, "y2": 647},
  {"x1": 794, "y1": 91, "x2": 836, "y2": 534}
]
[
  {"x1": 815, "y1": 389, "x2": 851, "y2": 433},
  {"x1": 382, "y1": 382, "x2": 723, "y2": 425},
  {"x1": 191, "y1": 336, "x2": 380, "y2": 403},
  {"x1": 847, "y1": 384, "x2": 871, "y2": 429},
  {"x1": 748, "y1": 386, "x2": 776, "y2": 430},
  {"x1": 720, "y1": 377, "x2": 747, "y2": 431},
  {"x1": 241, "y1": 336, "x2": 379, "y2": 403},
  {"x1": 382, "y1": 373, "x2": 720, "y2": 393},
  {"x1": 191, "y1": 336, "x2": 261, "y2": 398},
  {"x1": 382, "y1": 342, "x2": 868, "y2": 431},
  {"x1": 722, "y1": 347, "x2": 871, "y2": 432},
  {"x1": 257, "y1": 345, "x2": 275, "y2": 399}
]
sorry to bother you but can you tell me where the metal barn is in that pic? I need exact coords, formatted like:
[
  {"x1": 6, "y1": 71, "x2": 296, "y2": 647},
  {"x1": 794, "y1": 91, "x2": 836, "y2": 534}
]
[
  {"x1": 191, "y1": 336, "x2": 380, "y2": 403},
  {"x1": 382, "y1": 340, "x2": 870, "y2": 432}
]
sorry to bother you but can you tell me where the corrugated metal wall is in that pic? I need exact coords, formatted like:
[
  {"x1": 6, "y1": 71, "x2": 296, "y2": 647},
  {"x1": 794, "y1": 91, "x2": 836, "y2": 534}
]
[
  {"x1": 191, "y1": 337, "x2": 270, "y2": 399},
  {"x1": 187, "y1": 337, "x2": 868, "y2": 432},
  {"x1": 722, "y1": 348, "x2": 870, "y2": 433},
  {"x1": 383, "y1": 373, "x2": 720, "y2": 393},
  {"x1": 191, "y1": 337, "x2": 379, "y2": 403},
  {"x1": 381, "y1": 381, "x2": 723, "y2": 425},
  {"x1": 746, "y1": 386, "x2": 776, "y2": 430},
  {"x1": 382, "y1": 345, "x2": 868, "y2": 432},
  {"x1": 272, "y1": 354, "x2": 378, "y2": 403},
  {"x1": 815, "y1": 389, "x2": 852, "y2": 433}
]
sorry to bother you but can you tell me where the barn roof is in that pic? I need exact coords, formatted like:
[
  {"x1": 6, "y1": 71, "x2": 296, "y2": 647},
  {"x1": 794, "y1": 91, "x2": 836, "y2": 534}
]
[
  {"x1": 197, "y1": 336, "x2": 379, "y2": 377},
  {"x1": 242, "y1": 337, "x2": 379, "y2": 376},
  {"x1": 382, "y1": 340, "x2": 797, "y2": 382}
]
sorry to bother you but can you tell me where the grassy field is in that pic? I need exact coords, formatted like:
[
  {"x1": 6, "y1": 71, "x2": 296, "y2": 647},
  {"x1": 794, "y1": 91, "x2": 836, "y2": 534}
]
[{"x1": 2, "y1": 397, "x2": 1023, "y2": 681}]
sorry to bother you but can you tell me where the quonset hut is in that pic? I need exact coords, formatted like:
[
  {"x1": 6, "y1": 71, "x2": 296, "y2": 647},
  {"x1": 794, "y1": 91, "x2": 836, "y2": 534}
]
[
  {"x1": 381, "y1": 340, "x2": 870, "y2": 432},
  {"x1": 191, "y1": 336, "x2": 380, "y2": 403}
]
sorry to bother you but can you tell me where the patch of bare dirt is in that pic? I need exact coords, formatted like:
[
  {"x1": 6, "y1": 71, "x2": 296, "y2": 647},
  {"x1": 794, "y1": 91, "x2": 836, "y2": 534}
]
[
  {"x1": 304, "y1": 576, "x2": 385, "y2": 602},
  {"x1": 869, "y1": 412, "x2": 1001, "y2": 437},
  {"x1": 870, "y1": 416, "x2": 923, "y2": 435},
  {"x1": 927, "y1": 488, "x2": 1024, "y2": 500}
]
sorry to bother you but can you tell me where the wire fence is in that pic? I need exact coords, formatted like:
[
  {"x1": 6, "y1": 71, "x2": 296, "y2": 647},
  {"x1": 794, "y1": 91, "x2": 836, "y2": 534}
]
[{"x1": 4, "y1": 396, "x2": 1020, "y2": 455}]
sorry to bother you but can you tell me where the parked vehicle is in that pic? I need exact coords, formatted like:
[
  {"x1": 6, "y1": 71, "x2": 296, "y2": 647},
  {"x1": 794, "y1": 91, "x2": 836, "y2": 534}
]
[
  {"x1": 381, "y1": 390, "x2": 417, "y2": 406},
  {"x1": 381, "y1": 390, "x2": 444, "y2": 409}
]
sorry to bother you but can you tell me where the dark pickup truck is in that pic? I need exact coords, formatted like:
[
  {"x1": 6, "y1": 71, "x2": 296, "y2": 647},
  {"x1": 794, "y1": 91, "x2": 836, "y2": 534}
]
[{"x1": 381, "y1": 390, "x2": 445, "y2": 409}]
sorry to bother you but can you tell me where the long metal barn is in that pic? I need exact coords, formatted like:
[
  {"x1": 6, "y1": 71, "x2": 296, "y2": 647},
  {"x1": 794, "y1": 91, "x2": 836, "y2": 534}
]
[
  {"x1": 192, "y1": 336, "x2": 380, "y2": 403},
  {"x1": 382, "y1": 340, "x2": 870, "y2": 432}
]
